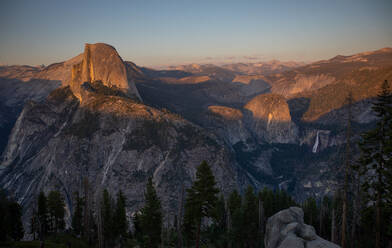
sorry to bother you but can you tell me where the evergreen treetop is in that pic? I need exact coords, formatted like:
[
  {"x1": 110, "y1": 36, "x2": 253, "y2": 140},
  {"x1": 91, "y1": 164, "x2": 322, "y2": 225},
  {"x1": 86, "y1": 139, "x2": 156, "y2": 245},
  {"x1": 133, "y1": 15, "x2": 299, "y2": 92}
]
[{"x1": 139, "y1": 177, "x2": 162, "y2": 247}]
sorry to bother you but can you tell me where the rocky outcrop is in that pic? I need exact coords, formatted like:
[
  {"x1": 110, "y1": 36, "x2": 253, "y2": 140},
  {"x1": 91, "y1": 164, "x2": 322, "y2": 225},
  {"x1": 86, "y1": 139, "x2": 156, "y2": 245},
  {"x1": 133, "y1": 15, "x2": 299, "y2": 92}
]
[
  {"x1": 265, "y1": 207, "x2": 340, "y2": 248},
  {"x1": 205, "y1": 105, "x2": 252, "y2": 145},
  {"x1": 70, "y1": 43, "x2": 141, "y2": 101},
  {"x1": 244, "y1": 94, "x2": 298, "y2": 143},
  {"x1": 208, "y1": 105, "x2": 243, "y2": 121}
]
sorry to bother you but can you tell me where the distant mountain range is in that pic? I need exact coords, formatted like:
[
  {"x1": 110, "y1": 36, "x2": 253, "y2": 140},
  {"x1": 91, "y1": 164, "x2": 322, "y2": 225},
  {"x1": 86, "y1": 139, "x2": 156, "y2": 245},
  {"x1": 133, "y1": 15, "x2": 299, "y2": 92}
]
[
  {"x1": 167, "y1": 60, "x2": 305, "y2": 75},
  {"x1": 0, "y1": 44, "x2": 391, "y2": 227}
]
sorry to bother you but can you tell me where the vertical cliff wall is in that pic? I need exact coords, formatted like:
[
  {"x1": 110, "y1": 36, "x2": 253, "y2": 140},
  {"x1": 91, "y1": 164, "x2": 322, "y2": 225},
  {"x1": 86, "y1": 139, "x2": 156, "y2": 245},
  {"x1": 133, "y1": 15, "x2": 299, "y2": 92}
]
[{"x1": 70, "y1": 43, "x2": 142, "y2": 101}]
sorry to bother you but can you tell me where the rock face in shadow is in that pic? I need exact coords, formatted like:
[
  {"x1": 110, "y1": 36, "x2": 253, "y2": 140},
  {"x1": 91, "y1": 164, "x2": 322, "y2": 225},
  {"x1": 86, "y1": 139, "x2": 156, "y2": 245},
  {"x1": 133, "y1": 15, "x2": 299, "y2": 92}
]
[
  {"x1": 244, "y1": 94, "x2": 298, "y2": 143},
  {"x1": 204, "y1": 105, "x2": 252, "y2": 145},
  {"x1": 70, "y1": 43, "x2": 141, "y2": 101},
  {"x1": 265, "y1": 207, "x2": 340, "y2": 248},
  {"x1": 0, "y1": 85, "x2": 246, "y2": 226}
]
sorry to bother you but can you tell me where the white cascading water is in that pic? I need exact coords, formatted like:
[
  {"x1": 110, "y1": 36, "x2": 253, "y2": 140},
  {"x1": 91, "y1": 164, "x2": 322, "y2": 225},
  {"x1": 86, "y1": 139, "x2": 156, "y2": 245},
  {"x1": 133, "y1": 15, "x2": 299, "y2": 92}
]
[{"x1": 312, "y1": 130, "x2": 320, "y2": 153}]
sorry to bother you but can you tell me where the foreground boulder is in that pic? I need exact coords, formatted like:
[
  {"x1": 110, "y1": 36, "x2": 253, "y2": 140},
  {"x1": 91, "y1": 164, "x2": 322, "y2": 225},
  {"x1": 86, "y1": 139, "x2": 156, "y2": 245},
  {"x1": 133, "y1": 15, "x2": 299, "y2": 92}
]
[{"x1": 265, "y1": 207, "x2": 340, "y2": 248}]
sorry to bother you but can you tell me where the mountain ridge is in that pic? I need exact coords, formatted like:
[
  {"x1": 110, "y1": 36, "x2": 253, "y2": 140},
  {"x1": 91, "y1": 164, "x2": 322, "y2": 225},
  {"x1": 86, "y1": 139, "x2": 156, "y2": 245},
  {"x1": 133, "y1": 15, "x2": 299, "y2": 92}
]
[{"x1": 0, "y1": 44, "x2": 391, "y2": 228}]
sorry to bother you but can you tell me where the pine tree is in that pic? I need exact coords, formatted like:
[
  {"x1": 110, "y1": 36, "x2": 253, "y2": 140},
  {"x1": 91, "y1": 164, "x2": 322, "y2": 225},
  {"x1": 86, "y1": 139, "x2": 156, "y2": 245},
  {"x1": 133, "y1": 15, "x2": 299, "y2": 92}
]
[
  {"x1": 114, "y1": 190, "x2": 128, "y2": 241},
  {"x1": 351, "y1": 150, "x2": 363, "y2": 247},
  {"x1": 101, "y1": 189, "x2": 114, "y2": 248},
  {"x1": 210, "y1": 194, "x2": 227, "y2": 246},
  {"x1": 259, "y1": 187, "x2": 274, "y2": 218},
  {"x1": 176, "y1": 184, "x2": 185, "y2": 248},
  {"x1": 258, "y1": 196, "x2": 265, "y2": 240},
  {"x1": 184, "y1": 161, "x2": 219, "y2": 248},
  {"x1": 7, "y1": 201, "x2": 24, "y2": 240},
  {"x1": 30, "y1": 208, "x2": 39, "y2": 240},
  {"x1": 139, "y1": 177, "x2": 162, "y2": 248},
  {"x1": 133, "y1": 211, "x2": 143, "y2": 244},
  {"x1": 47, "y1": 190, "x2": 65, "y2": 233},
  {"x1": 72, "y1": 191, "x2": 84, "y2": 236},
  {"x1": 355, "y1": 80, "x2": 392, "y2": 248},
  {"x1": 0, "y1": 190, "x2": 25, "y2": 241},
  {"x1": 303, "y1": 196, "x2": 318, "y2": 228},
  {"x1": 242, "y1": 186, "x2": 258, "y2": 247},
  {"x1": 227, "y1": 190, "x2": 242, "y2": 248},
  {"x1": 331, "y1": 192, "x2": 343, "y2": 244},
  {"x1": 341, "y1": 92, "x2": 353, "y2": 248},
  {"x1": 0, "y1": 189, "x2": 8, "y2": 242},
  {"x1": 227, "y1": 190, "x2": 241, "y2": 216},
  {"x1": 97, "y1": 197, "x2": 104, "y2": 248},
  {"x1": 320, "y1": 196, "x2": 332, "y2": 240},
  {"x1": 37, "y1": 191, "x2": 48, "y2": 240},
  {"x1": 83, "y1": 177, "x2": 91, "y2": 243}
]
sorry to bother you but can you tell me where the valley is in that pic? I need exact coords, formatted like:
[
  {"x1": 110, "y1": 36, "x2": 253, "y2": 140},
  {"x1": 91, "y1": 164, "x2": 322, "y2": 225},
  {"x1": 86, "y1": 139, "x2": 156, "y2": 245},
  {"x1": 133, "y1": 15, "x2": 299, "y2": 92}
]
[{"x1": 0, "y1": 43, "x2": 391, "y2": 247}]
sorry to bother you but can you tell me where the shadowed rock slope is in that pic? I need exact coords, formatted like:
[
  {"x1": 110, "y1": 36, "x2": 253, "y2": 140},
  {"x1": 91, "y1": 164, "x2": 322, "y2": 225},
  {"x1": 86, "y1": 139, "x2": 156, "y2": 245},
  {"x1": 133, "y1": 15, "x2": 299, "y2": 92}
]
[{"x1": 0, "y1": 83, "x2": 246, "y2": 224}]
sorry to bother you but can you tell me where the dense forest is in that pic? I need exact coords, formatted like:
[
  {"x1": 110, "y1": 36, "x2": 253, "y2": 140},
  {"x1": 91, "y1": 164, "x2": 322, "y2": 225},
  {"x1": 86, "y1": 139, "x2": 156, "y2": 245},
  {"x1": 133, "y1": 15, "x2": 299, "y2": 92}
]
[{"x1": 0, "y1": 80, "x2": 391, "y2": 248}]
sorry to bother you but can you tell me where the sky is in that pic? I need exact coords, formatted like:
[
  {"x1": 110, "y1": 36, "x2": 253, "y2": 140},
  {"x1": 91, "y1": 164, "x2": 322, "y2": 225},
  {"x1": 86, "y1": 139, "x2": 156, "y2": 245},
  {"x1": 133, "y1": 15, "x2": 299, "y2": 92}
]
[{"x1": 0, "y1": 0, "x2": 391, "y2": 67}]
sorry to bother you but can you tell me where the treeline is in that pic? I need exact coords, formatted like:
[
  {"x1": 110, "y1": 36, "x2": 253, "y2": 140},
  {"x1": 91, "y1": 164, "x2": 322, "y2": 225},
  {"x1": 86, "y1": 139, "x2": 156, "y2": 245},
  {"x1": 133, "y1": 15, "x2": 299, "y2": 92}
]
[
  {"x1": 0, "y1": 189, "x2": 24, "y2": 242},
  {"x1": 62, "y1": 161, "x2": 302, "y2": 248},
  {"x1": 28, "y1": 186, "x2": 130, "y2": 247},
  {"x1": 60, "y1": 160, "x2": 382, "y2": 248},
  {"x1": 30, "y1": 191, "x2": 66, "y2": 240},
  {"x1": 19, "y1": 161, "x2": 301, "y2": 247}
]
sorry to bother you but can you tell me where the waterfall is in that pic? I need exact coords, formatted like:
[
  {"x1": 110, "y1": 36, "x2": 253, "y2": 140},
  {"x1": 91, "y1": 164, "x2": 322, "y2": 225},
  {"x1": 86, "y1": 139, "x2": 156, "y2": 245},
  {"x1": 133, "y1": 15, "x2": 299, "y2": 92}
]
[{"x1": 312, "y1": 130, "x2": 320, "y2": 153}]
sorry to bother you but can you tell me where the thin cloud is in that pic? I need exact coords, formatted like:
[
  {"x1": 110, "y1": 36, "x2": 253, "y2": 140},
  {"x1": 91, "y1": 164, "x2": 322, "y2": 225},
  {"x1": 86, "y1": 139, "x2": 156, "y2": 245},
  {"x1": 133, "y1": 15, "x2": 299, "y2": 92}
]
[{"x1": 243, "y1": 56, "x2": 260, "y2": 60}]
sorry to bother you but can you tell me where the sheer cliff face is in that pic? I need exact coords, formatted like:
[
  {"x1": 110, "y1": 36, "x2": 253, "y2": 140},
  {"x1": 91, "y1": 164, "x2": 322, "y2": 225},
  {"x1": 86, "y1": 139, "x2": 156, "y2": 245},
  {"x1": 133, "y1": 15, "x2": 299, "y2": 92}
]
[
  {"x1": 70, "y1": 43, "x2": 142, "y2": 101},
  {"x1": 244, "y1": 94, "x2": 298, "y2": 144}
]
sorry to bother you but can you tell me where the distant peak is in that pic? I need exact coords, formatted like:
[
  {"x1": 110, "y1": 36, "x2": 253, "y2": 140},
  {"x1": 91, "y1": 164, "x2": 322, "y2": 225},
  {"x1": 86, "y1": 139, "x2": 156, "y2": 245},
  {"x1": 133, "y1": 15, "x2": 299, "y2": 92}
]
[
  {"x1": 379, "y1": 47, "x2": 392, "y2": 52},
  {"x1": 328, "y1": 47, "x2": 392, "y2": 62},
  {"x1": 85, "y1": 42, "x2": 116, "y2": 50}
]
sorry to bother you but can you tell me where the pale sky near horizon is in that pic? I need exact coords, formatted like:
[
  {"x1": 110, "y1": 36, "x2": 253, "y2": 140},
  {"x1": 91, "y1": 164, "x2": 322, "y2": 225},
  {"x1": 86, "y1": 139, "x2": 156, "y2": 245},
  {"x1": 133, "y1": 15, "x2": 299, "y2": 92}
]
[{"x1": 0, "y1": 0, "x2": 391, "y2": 67}]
